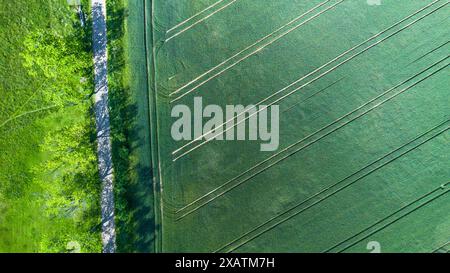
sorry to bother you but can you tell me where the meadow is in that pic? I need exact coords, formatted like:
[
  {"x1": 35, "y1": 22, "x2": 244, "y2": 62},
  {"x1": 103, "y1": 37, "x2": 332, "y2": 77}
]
[{"x1": 0, "y1": 0, "x2": 101, "y2": 252}]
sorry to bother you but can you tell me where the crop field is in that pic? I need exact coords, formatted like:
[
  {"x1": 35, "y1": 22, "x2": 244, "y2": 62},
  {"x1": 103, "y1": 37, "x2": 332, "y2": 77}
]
[{"x1": 135, "y1": 0, "x2": 450, "y2": 253}]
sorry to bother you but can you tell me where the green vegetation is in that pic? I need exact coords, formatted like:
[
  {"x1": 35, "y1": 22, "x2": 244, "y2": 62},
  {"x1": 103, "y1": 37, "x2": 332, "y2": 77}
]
[
  {"x1": 1, "y1": 0, "x2": 448, "y2": 254},
  {"x1": 148, "y1": 0, "x2": 450, "y2": 252},
  {"x1": 106, "y1": 0, "x2": 156, "y2": 252},
  {"x1": 0, "y1": 0, "x2": 100, "y2": 252}
]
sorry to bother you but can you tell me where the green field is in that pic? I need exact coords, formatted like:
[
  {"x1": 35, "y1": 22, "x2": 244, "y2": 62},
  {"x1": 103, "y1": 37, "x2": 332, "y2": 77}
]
[
  {"x1": 1, "y1": 0, "x2": 449, "y2": 253},
  {"x1": 138, "y1": 0, "x2": 450, "y2": 252},
  {"x1": 0, "y1": 0, "x2": 101, "y2": 252}
]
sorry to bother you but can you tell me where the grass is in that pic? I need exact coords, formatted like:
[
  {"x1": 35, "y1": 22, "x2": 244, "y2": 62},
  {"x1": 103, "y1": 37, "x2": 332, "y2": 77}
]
[
  {"x1": 106, "y1": 0, "x2": 157, "y2": 252},
  {"x1": 146, "y1": 0, "x2": 450, "y2": 252},
  {"x1": 0, "y1": 0, "x2": 101, "y2": 252},
  {"x1": 3, "y1": 0, "x2": 446, "y2": 253}
]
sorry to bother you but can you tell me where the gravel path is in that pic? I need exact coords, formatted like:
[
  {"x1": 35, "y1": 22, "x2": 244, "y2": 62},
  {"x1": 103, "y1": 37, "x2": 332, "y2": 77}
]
[{"x1": 92, "y1": 0, "x2": 116, "y2": 253}]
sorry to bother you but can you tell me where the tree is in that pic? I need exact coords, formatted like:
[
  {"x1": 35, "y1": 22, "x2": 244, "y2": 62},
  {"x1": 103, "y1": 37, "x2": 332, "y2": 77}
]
[{"x1": 21, "y1": 28, "x2": 92, "y2": 107}]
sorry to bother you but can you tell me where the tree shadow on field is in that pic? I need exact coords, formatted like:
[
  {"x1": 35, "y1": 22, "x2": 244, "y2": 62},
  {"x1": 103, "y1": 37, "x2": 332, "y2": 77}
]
[{"x1": 106, "y1": 0, "x2": 156, "y2": 253}]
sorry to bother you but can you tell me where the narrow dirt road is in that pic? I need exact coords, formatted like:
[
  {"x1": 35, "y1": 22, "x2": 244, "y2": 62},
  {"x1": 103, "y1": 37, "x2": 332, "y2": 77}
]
[{"x1": 92, "y1": 0, "x2": 116, "y2": 253}]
